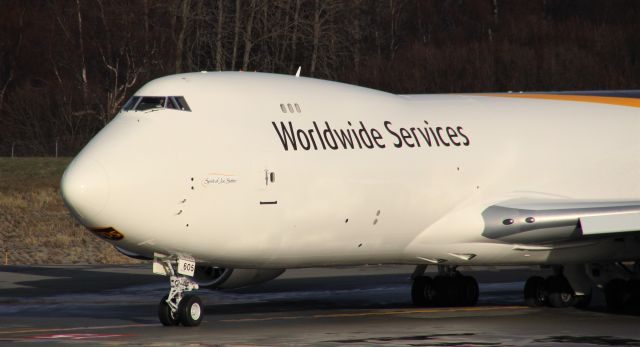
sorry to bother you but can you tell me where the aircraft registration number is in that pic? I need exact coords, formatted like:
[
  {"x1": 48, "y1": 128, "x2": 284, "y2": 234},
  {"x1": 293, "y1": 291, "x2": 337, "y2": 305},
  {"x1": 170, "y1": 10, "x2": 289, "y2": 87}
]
[{"x1": 177, "y1": 258, "x2": 196, "y2": 277}]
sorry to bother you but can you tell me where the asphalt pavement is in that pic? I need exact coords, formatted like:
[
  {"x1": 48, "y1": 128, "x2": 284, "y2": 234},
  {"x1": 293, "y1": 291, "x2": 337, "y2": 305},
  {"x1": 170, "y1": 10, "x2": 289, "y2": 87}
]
[{"x1": 0, "y1": 264, "x2": 639, "y2": 346}]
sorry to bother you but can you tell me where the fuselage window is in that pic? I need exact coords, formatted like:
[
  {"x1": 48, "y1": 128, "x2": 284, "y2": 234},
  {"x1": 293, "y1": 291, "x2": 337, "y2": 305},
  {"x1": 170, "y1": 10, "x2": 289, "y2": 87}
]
[
  {"x1": 123, "y1": 96, "x2": 140, "y2": 111},
  {"x1": 294, "y1": 103, "x2": 301, "y2": 113},
  {"x1": 136, "y1": 96, "x2": 166, "y2": 111},
  {"x1": 280, "y1": 104, "x2": 287, "y2": 113},
  {"x1": 287, "y1": 103, "x2": 294, "y2": 113}
]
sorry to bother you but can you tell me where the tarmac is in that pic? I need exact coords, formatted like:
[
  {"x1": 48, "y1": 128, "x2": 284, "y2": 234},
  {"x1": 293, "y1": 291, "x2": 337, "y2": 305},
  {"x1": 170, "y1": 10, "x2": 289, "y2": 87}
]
[{"x1": 0, "y1": 264, "x2": 639, "y2": 346}]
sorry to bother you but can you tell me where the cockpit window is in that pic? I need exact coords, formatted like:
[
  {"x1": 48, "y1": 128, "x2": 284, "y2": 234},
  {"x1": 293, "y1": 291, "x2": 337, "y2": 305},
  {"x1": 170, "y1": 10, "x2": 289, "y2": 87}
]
[
  {"x1": 122, "y1": 96, "x2": 192, "y2": 112},
  {"x1": 173, "y1": 96, "x2": 191, "y2": 111},
  {"x1": 166, "y1": 97, "x2": 178, "y2": 109},
  {"x1": 136, "y1": 96, "x2": 166, "y2": 111},
  {"x1": 123, "y1": 96, "x2": 140, "y2": 111}
]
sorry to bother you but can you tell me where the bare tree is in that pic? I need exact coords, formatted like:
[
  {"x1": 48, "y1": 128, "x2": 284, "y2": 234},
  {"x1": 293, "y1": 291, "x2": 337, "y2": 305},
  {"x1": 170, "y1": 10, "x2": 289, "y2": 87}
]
[
  {"x1": 288, "y1": 0, "x2": 302, "y2": 72},
  {"x1": 173, "y1": 0, "x2": 192, "y2": 73},
  {"x1": 0, "y1": 9, "x2": 23, "y2": 110},
  {"x1": 99, "y1": 49, "x2": 141, "y2": 123},
  {"x1": 1, "y1": 0, "x2": 639, "y2": 155},
  {"x1": 215, "y1": 0, "x2": 225, "y2": 70},
  {"x1": 309, "y1": 0, "x2": 321, "y2": 76},
  {"x1": 231, "y1": 0, "x2": 241, "y2": 70},
  {"x1": 75, "y1": 0, "x2": 89, "y2": 100},
  {"x1": 241, "y1": 0, "x2": 258, "y2": 70},
  {"x1": 388, "y1": 0, "x2": 408, "y2": 60}
]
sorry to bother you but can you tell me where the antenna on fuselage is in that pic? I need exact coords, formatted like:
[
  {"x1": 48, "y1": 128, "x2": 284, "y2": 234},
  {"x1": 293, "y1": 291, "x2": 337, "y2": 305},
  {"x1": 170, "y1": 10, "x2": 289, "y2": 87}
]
[{"x1": 295, "y1": 66, "x2": 301, "y2": 78}]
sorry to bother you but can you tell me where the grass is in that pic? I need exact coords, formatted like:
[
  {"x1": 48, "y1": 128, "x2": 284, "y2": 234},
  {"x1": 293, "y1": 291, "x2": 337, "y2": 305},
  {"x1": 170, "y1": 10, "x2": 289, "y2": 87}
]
[
  {"x1": 0, "y1": 157, "x2": 143, "y2": 265},
  {"x1": 0, "y1": 157, "x2": 72, "y2": 193}
]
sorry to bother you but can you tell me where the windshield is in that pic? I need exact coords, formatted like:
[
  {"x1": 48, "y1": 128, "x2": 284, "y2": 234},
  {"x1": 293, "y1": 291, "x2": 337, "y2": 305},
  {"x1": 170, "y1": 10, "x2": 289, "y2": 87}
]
[
  {"x1": 136, "y1": 97, "x2": 165, "y2": 111},
  {"x1": 122, "y1": 96, "x2": 192, "y2": 112},
  {"x1": 123, "y1": 96, "x2": 140, "y2": 111}
]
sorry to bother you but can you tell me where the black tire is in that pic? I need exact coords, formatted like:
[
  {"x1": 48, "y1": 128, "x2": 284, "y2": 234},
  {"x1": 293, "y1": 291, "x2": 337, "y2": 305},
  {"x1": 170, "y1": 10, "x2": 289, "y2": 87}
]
[
  {"x1": 574, "y1": 293, "x2": 592, "y2": 309},
  {"x1": 626, "y1": 279, "x2": 640, "y2": 310},
  {"x1": 158, "y1": 295, "x2": 179, "y2": 326},
  {"x1": 605, "y1": 278, "x2": 630, "y2": 312},
  {"x1": 546, "y1": 275, "x2": 575, "y2": 308},
  {"x1": 433, "y1": 276, "x2": 456, "y2": 307},
  {"x1": 461, "y1": 276, "x2": 479, "y2": 306},
  {"x1": 524, "y1": 276, "x2": 546, "y2": 307},
  {"x1": 411, "y1": 276, "x2": 433, "y2": 307},
  {"x1": 450, "y1": 276, "x2": 465, "y2": 307},
  {"x1": 178, "y1": 294, "x2": 204, "y2": 327}
]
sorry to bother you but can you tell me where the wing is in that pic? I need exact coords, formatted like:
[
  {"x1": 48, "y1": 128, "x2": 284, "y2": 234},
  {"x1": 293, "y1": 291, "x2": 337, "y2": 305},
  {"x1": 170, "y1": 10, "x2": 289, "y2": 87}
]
[{"x1": 482, "y1": 200, "x2": 640, "y2": 245}]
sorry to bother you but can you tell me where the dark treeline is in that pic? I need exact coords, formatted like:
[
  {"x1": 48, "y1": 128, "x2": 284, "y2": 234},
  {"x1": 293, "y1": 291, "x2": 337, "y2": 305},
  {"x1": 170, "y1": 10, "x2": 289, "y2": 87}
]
[{"x1": 1, "y1": 0, "x2": 639, "y2": 156}]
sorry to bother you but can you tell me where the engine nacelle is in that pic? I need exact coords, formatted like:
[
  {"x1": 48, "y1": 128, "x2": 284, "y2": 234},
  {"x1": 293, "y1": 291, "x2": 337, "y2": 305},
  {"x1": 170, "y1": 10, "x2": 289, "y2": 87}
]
[{"x1": 193, "y1": 265, "x2": 285, "y2": 290}]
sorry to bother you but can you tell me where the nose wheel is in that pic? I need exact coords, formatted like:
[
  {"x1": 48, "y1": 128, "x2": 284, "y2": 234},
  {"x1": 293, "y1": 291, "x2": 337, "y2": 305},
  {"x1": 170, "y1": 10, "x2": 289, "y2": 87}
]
[
  {"x1": 155, "y1": 255, "x2": 204, "y2": 327},
  {"x1": 178, "y1": 294, "x2": 204, "y2": 327},
  {"x1": 158, "y1": 294, "x2": 179, "y2": 326}
]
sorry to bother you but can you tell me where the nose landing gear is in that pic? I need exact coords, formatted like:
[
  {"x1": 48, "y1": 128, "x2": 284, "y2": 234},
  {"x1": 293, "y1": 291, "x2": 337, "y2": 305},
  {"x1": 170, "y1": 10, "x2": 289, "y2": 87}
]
[{"x1": 155, "y1": 254, "x2": 203, "y2": 327}]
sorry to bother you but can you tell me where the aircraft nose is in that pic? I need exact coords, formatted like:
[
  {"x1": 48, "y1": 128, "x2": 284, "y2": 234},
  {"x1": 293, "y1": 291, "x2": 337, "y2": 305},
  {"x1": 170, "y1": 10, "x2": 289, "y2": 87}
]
[{"x1": 60, "y1": 157, "x2": 110, "y2": 226}]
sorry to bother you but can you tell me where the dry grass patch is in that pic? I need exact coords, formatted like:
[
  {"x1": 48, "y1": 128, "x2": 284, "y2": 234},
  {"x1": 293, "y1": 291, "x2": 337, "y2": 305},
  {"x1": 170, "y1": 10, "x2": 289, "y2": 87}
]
[{"x1": 0, "y1": 157, "x2": 144, "y2": 265}]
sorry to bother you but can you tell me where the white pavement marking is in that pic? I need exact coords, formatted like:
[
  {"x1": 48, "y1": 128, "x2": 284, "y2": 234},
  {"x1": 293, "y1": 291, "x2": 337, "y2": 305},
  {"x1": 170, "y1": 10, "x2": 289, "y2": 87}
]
[{"x1": 0, "y1": 272, "x2": 65, "y2": 290}]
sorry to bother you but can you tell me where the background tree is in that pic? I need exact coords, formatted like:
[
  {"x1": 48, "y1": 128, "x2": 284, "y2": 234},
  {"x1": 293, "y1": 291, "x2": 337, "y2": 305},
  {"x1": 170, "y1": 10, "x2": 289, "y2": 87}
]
[{"x1": 0, "y1": 0, "x2": 639, "y2": 156}]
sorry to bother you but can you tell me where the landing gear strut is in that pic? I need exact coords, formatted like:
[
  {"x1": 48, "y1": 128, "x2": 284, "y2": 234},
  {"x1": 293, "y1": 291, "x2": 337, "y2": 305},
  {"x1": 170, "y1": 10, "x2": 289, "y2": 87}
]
[
  {"x1": 155, "y1": 255, "x2": 204, "y2": 327},
  {"x1": 411, "y1": 266, "x2": 479, "y2": 307}
]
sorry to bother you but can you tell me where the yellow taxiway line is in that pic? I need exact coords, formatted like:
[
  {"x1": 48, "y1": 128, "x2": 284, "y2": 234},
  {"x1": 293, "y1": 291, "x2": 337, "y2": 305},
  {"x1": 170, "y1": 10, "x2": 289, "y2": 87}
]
[
  {"x1": 220, "y1": 305, "x2": 528, "y2": 322},
  {"x1": 0, "y1": 306, "x2": 529, "y2": 335}
]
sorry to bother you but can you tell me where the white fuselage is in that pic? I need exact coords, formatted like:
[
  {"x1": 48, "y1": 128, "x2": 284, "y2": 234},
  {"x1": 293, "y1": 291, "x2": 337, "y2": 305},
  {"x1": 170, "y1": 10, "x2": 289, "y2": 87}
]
[{"x1": 61, "y1": 72, "x2": 640, "y2": 269}]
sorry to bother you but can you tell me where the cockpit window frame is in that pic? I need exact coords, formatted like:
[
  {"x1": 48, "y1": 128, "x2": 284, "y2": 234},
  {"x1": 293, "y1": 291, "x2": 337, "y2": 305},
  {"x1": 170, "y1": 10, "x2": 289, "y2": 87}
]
[{"x1": 122, "y1": 95, "x2": 192, "y2": 112}]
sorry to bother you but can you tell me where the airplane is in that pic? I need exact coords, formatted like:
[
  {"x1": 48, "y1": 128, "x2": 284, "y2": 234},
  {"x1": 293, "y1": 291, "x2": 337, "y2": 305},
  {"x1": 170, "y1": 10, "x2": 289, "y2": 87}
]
[{"x1": 60, "y1": 71, "x2": 640, "y2": 327}]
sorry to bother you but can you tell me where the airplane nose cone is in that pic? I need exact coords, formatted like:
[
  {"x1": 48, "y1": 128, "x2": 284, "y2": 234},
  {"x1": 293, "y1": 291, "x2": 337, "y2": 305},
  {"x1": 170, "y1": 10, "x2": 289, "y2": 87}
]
[{"x1": 60, "y1": 157, "x2": 110, "y2": 225}]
